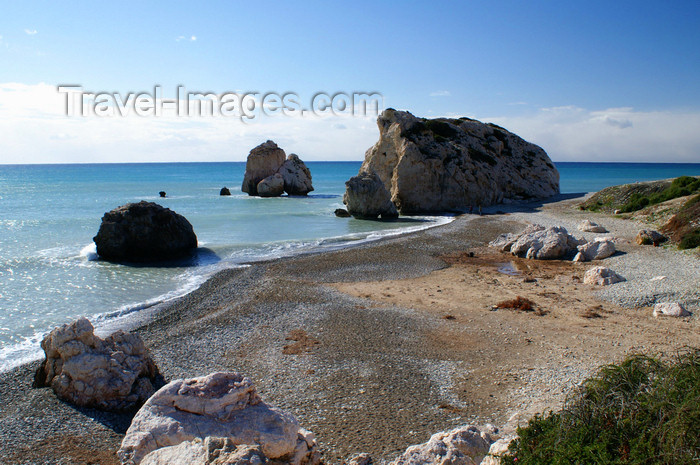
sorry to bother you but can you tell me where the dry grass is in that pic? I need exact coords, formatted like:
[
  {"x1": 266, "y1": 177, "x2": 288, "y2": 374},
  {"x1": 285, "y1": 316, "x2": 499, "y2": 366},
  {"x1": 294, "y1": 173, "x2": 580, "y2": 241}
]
[{"x1": 495, "y1": 296, "x2": 547, "y2": 316}]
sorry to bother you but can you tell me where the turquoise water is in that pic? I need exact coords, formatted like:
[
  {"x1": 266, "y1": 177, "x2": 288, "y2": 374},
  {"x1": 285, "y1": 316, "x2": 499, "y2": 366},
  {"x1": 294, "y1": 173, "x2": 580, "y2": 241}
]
[{"x1": 1, "y1": 161, "x2": 699, "y2": 371}]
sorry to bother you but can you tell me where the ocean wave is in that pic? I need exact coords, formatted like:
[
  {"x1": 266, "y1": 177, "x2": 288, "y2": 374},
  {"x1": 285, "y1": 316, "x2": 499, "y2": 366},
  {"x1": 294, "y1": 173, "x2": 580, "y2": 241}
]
[{"x1": 80, "y1": 243, "x2": 99, "y2": 261}]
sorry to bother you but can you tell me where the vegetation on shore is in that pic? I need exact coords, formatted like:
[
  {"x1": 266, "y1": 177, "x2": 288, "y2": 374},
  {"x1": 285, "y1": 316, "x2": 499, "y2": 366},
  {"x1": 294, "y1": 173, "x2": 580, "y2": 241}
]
[
  {"x1": 581, "y1": 176, "x2": 700, "y2": 214},
  {"x1": 662, "y1": 194, "x2": 700, "y2": 250},
  {"x1": 580, "y1": 176, "x2": 700, "y2": 249},
  {"x1": 503, "y1": 350, "x2": 700, "y2": 464}
]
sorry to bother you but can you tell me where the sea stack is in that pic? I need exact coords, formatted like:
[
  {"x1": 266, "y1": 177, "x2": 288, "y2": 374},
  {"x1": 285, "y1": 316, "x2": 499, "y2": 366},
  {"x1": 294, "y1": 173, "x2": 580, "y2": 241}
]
[
  {"x1": 343, "y1": 109, "x2": 560, "y2": 216},
  {"x1": 241, "y1": 140, "x2": 314, "y2": 197}
]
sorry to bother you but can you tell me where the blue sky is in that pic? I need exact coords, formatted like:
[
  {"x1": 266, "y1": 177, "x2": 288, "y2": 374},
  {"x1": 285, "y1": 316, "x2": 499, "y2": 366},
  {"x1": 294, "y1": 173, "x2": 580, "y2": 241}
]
[{"x1": 1, "y1": 1, "x2": 699, "y2": 163}]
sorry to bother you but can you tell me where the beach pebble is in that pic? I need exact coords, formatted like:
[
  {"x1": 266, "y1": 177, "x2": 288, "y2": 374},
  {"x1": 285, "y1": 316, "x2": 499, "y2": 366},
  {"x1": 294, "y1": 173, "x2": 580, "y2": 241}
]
[
  {"x1": 345, "y1": 453, "x2": 373, "y2": 465},
  {"x1": 652, "y1": 302, "x2": 690, "y2": 318}
]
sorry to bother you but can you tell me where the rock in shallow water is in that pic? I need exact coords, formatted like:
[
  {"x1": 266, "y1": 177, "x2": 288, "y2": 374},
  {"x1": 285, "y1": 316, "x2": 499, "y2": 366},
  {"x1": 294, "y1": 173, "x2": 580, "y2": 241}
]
[
  {"x1": 343, "y1": 171, "x2": 399, "y2": 219},
  {"x1": 257, "y1": 172, "x2": 285, "y2": 197},
  {"x1": 118, "y1": 372, "x2": 321, "y2": 465},
  {"x1": 241, "y1": 140, "x2": 286, "y2": 196},
  {"x1": 93, "y1": 201, "x2": 198, "y2": 263},
  {"x1": 279, "y1": 154, "x2": 314, "y2": 195},
  {"x1": 241, "y1": 141, "x2": 314, "y2": 197},
  {"x1": 34, "y1": 317, "x2": 161, "y2": 411}
]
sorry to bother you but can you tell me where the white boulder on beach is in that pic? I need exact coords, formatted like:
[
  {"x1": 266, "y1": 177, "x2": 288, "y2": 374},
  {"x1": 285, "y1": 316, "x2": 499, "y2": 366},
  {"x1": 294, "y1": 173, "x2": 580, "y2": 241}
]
[
  {"x1": 118, "y1": 372, "x2": 321, "y2": 465},
  {"x1": 34, "y1": 317, "x2": 161, "y2": 411},
  {"x1": 583, "y1": 266, "x2": 626, "y2": 286},
  {"x1": 653, "y1": 302, "x2": 690, "y2": 318}
]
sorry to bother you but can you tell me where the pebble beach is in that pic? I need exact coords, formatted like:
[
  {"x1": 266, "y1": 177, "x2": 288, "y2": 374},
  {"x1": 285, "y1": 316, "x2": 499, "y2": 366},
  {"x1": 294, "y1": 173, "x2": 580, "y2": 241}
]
[{"x1": 0, "y1": 193, "x2": 698, "y2": 464}]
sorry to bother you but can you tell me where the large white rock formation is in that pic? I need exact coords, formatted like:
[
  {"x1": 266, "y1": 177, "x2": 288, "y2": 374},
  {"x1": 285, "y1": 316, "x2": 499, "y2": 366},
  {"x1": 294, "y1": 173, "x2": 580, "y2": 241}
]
[{"x1": 346, "y1": 109, "x2": 559, "y2": 214}]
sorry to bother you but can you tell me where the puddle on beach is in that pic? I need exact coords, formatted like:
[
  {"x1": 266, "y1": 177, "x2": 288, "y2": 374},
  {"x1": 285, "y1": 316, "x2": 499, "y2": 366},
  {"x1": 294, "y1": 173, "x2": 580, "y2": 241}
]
[{"x1": 497, "y1": 262, "x2": 522, "y2": 276}]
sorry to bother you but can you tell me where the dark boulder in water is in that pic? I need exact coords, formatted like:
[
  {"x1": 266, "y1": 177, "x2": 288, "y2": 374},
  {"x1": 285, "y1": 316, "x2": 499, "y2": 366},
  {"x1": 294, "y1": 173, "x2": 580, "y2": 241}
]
[
  {"x1": 93, "y1": 201, "x2": 197, "y2": 263},
  {"x1": 334, "y1": 208, "x2": 351, "y2": 218},
  {"x1": 159, "y1": 191, "x2": 166, "y2": 198},
  {"x1": 220, "y1": 187, "x2": 231, "y2": 196}
]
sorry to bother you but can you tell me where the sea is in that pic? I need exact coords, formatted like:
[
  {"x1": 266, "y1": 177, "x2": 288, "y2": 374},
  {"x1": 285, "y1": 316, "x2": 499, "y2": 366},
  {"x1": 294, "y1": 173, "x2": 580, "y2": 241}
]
[{"x1": 1, "y1": 161, "x2": 699, "y2": 371}]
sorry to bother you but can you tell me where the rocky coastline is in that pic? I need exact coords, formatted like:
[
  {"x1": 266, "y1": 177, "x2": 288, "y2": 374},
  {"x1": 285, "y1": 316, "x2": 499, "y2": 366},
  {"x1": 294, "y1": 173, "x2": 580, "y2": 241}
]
[{"x1": 0, "y1": 192, "x2": 698, "y2": 464}]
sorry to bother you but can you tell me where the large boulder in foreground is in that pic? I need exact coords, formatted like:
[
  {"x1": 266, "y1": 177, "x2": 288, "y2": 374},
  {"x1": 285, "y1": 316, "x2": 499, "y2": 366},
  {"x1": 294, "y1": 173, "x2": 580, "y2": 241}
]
[
  {"x1": 34, "y1": 317, "x2": 161, "y2": 411},
  {"x1": 242, "y1": 141, "x2": 314, "y2": 196},
  {"x1": 118, "y1": 372, "x2": 321, "y2": 465},
  {"x1": 343, "y1": 171, "x2": 399, "y2": 219},
  {"x1": 348, "y1": 109, "x2": 559, "y2": 214},
  {"x1": 93, "y1": 201, "x2": 197, "y2": 263},
  {"x1": 389, "y1": 424, "x2": 498, "y2": 465}
]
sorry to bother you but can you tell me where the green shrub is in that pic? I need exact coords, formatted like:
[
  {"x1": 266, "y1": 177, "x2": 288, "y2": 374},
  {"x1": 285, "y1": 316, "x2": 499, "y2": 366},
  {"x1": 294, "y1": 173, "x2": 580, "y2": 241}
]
[
  {"x1": 679, "y1": 230, "x2": 700, "y2": 250},
  {"x1": 503, "y1": 350, "x2": 700, "y2": 464},
  {"x1": 620, "y1": 176, "x2": 700, "y2": 213}
]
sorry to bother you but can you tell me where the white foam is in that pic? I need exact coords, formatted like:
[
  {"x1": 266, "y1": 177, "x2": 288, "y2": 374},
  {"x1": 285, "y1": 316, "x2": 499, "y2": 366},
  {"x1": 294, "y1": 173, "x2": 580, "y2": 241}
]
[{"x1": 80, "y1": 243, "x2": 99, "y2": 261}]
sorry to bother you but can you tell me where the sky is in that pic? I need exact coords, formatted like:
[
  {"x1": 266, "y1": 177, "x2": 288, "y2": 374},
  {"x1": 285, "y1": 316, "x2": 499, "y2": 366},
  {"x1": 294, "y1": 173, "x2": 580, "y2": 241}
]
[{"x1": 1, "y1": 1, "x2": 699, "y2": 164}]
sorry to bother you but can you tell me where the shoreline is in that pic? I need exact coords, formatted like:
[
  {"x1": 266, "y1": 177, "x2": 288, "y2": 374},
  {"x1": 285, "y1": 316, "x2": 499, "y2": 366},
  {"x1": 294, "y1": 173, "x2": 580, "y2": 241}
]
[
  {"x1": 0, "y1": 212, "x2": 454, "y2": 374},
  {"x1": 1, "y1": 194, "x2": 698, "y2": 464}
]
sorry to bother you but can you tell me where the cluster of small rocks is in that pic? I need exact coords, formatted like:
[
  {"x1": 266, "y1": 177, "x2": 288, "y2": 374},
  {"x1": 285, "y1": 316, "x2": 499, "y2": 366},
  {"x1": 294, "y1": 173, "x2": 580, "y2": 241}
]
[
  {"x1": 489, "y1": 223, "x2": 616, "y2": 262},
  {"x1": 241, "y1": 140, "x2": 314, "y2": 197}
]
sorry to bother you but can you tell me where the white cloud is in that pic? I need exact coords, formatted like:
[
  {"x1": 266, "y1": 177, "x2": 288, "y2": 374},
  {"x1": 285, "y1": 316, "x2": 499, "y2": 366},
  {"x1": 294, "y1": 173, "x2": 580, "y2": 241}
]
[
  {"x1": 486, "y1": 106, "x2": 700, "y2": 162},
  {"x1": 191, "y1": 35, "x2": 197, "y2": 41},
  {"x1": 176, "y1": 35, "x2": 197, "y2": 42},
  {"x1": 429, "y1": 90, "x2": 451, "y2": 97},
  {"x1": 24, "y1": 29, "x2": 38, "y2": 35},
  {"x1": 2, "y1": 84, "x2": 699, "y2": 164},
  {"x1": 0, "y1": 83, "x2": 379, "y2": 164}
]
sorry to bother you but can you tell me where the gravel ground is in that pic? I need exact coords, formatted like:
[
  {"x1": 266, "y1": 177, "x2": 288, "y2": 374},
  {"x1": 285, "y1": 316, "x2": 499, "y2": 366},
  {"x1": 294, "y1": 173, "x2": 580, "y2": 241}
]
[
  {"x1": 491, "y1": 195, "x2": 700, "y2": 313},
  {"x1": 0, "y1": 193, "x2": 697, "y2": 465}
]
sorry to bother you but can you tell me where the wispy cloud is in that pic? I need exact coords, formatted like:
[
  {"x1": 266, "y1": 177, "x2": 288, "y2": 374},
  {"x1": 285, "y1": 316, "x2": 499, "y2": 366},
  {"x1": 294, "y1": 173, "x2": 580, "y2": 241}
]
[
  {"x1": 429, "y1": 90, "x2": 451, "y2": 97},
  {"x1": 24, "y1": 29, "x2": 38, "y2": 35},
  {"x1": 176, "y1": 35, "x2": 197, "y2": 42}
]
